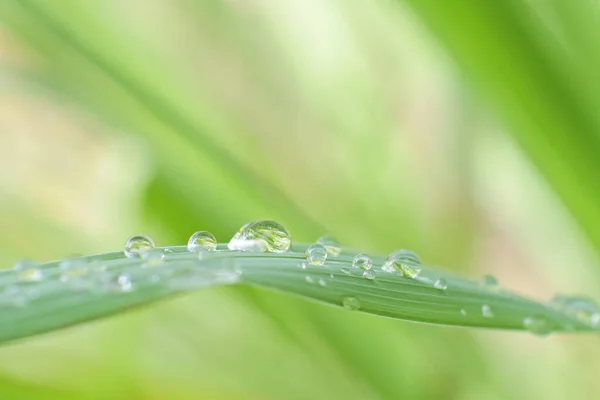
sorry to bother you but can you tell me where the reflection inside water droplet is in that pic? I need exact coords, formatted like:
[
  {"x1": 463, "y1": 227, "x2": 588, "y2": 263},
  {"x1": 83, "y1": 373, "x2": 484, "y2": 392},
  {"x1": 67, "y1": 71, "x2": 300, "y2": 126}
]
[{"x1": 228, "y1": 220, "x2": 291, "y2": 252}]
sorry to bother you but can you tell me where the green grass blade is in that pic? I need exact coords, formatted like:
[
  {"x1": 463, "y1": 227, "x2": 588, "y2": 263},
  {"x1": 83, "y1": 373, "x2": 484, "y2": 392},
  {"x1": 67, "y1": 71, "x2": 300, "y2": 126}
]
[{"x1": 1, "y1": 244, "x2": 597, "y2": 344}]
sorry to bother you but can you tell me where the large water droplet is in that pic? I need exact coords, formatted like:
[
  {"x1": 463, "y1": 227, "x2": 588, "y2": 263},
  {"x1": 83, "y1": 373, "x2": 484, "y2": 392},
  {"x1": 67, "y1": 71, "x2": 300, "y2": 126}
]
[
  {"x1": 306, "y1": 244, "x2": 327, "y2": 266},
  {"x1": 342, "y1": 296, "x2": 360, "y2": 310},
  {"x1": 142, "y1": 248, "x2": 166, "y2": 267},
  {"x1": 434, "y1": 278, "x2": 447, "y2": 291},
  {"x1": 482, "y1": 304, "x2": 494, "y2": 318},
  {"x1": 124, "y1": 235, "x2": 155, "y2": 258},
  {"x1": 551, "y1": 295, "x2": 600, "y2": 327},
  {"x1": 13, "y1": 259, "x2": 42, "y2": 282},
  {"x1": 317, "y1": 235, "x2": 341, "y2": 257},
  {"x1": 353, "y1": 254, "x2": 372, "y2": 270},
  {"x1": 523, "y1": 315, "x2": 553, "y2": 336},
  {"x1": 228, "y1": 220, "x2": 291, "y2": 252},
  {"x1": 188, "y1": 231, "x2": 217, "y2": 252},
  {"x1": 385, "y1": 249, "x2": 422, "y2": 278}
]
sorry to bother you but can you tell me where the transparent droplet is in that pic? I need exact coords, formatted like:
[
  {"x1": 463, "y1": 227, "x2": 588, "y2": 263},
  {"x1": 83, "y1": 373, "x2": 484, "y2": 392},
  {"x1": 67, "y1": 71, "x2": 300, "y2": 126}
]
[
  {"x1": 434, "y1": 278, "x2": 448, "y2": 291},
  {"x1": 342, "y1": 296, "x2": 360, "y2": 311},
  {"x1": 298, "y1": 262, "x2": 307, "y2": 269},
  {"x1": 142, "y1": 248, "x2": 166, "y2": 267},
  {"x1": 381, "y1": 261, "x2": 395, "y2": 273},
  {"x1": 228, "y1": 220, "x2": 291, "y2": 252},
  {"x1": 341, "y1": 267, "x2": 351, "y2": 275},
  {"x1": 460, "y1": 309, "x2": 467, "y2": 316},
  {"x1": 363, "y1": 270, "x2": 376, "y2": 280},
  {"x1": 551, "y1": 295, "x2": 600, "y2": 327},
  {"x1": 318, "y1": 278, "x2": 327, "y2": 287},
  {"x1": 353, "y1": 254, "x2": 372, "y2": 270},
  {"x1": 523, "y1": 315, "x2": 553, "y2": 336},
  {"x1": 306, "y1": 244, "x2": 328, "y2": 266},
  {"x1": 481, "y1": 275, "x2": 498, "y2": 289},
  {"x1": 305, "y1": 276, "x2": 314, "y2": 284},
  {"x1": 116, "y1": 274, "x2": 133, "y2": 292},
  {"x1": 59, "y1": 258, "x2": 91, "y2": 290},
  {"x1": 187, "y1": 231, "x2": 217, "y2": 252},
  {"x1": 482, "y1": 304, "x2": 494, "y2": 318},
  {"x1": 317, "y1": 235, "x2": 341, "y2": 257},
  {"x1": 386, "y1": 249, "x2": 422, "y2": 278},
  {"x1": 124, "y1": 235, "x2": 155, "y2": 258},
  {"x1": 13, "y1": 259, "x2": 42, "y2": 282}
]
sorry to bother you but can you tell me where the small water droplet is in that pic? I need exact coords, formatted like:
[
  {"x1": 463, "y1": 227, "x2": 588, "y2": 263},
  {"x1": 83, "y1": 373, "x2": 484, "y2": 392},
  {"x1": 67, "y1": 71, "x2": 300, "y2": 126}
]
[
  {"x1": 116, "y1": 274, "x2": 133, "y2": 292},
  {"x1": 551, "y1": 295, "x2": 600, "y2": 327},
  {"x1": 13, "y1": 259, "x2": 42, "y2": 282},
  {"x1": 341, "y1": 267, "x2": 351, "y2": 275},
  {"x1": 142, "y1": 248, "x2": 166, "y2": 267},
  {"x1": 305, "y1": 276, "x2": 314, "y2": 284},
  {"x1": 330, "y1": 274, "x2": 335, "y2": 279},
  {"x1": 353, "y1": 254, "x2": 372, "y2": 270},
  {"x1": 481, "y1": 275, "x2": 498, "y2": 289},
  {"x1": 318, "y1": 278, "x2": 327, "y2": 287},
  {"x1": 363, "y1": 270, "x2": 376, "y2": 280},
  {"x1": 482, "y1": 304, "x2": 493, "y2": 318},
  {"x1": 523, "y1": 315, "x2": 553, "y2": 336},
  {"x1": 124, "y1": 235, "x2": 155, "y2": 258},
  {"x1": 228, "y1": 220, "x2": 291, "y2": 252},
  {"x1": 187, "y1": 231, "x2": 217, "y2": 252},
  {"x1": 317, "y1": 235, "x2": 341, "y2": 257},
  {"x1": 298, "y1": 262, "x2": 307, "y2": 269},
  {"x1": 434, "y1": 278, "x2": 447, "y2": 291},
  {"x1": 342, "y1": 296, "x2": 360, "y2": 310},
  {"x1": 386, "y1": 249, "x2": 422, "y2": 278},
  {"x1": 306, "y1": 244, "x2": 328, "y2": 266},
  {"x1": 460, "y1": 309, "x2": 467, "y2": 316}
]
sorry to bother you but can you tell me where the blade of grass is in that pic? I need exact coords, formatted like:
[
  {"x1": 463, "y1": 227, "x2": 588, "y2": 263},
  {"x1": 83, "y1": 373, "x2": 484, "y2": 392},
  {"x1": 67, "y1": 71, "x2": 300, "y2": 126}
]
[{"x1": 0, "y1": 244, "x2": 597, "y2": 344}]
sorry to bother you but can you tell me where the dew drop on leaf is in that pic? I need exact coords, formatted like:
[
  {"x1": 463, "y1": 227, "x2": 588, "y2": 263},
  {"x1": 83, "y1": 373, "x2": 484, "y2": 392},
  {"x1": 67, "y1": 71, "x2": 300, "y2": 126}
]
[
  {"x1": 124, "y1": 235, "x2": 155, "y2": 258},
  {"x1": 342, "y1": 296, "x2": 360, "y2": 311},
  {"x1": 228, "y1": 221, "x2": 291, "y2": 252},
  {"x1": 353, "y1": 254, "x2": 372, "y2": 270},
  {"x1": 306, "y1": 244, "x2": 327, "y2": 266},
  {"x1": 386, "y1": 249, "x2": 422, "y2": 278},
  {"x1": 187, "y1": 231, "x2": 217, "y2": 252}
]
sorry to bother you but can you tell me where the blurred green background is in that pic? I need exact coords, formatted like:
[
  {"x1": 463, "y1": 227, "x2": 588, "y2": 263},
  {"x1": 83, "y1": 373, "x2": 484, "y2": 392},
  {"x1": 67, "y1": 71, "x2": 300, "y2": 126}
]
[{"x1": 1, "y1": 0, "x2": 599, "y2": 399}]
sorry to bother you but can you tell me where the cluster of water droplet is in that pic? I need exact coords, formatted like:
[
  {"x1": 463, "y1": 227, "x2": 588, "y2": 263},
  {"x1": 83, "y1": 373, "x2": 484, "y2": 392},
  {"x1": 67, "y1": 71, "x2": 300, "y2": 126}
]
[{"x1": 3, "y1": 219, "x2": 599, "y2": 336}]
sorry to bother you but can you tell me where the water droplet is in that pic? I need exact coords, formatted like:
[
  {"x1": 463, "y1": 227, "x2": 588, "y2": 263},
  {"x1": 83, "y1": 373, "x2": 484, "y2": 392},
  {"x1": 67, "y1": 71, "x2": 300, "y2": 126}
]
[
  {"x1": 342, "y1": 296, "x2": 360, "y2": 311},
  {"x1": 551, "y1": 295, "x2": 599, "y2": 326},
  {"x1": 481, "y1": 275, "x2": 498, "y2": 289},
  {"x1": 523, "y1": 315, "x2": 553, "y2": 336},
  {"x1": 142, "y1": 248, "x2": 166, "y2": 267},
  {"x1": 187, "y1": 231, "x2": 217, "y2": 252},
  {"x1": 363, "y1": 270, "x2": 376, "y2": 280},
  {"x1": 228, "y1": 220, "x2": 291, "y2": 252},
  {"x1": 305, "y1": 276, "x2": 314, "y2": 284},
  {"x1": 13, "y1": 259, "x2": 42, "y2": 282},
  {"x1": 116, "y1": 274, "x2": 133, "y2": 292},
  {"x1": 317, "y1": 235, "x2": 341, "y2": 257},
  {"x1": 318, "y1": 278, "x2": 327, "y2": 287},
  {"x1": 306, "y1": 244, "x2": 328, "y2": 266},
  {"x1": 460, "y1": 309, "x2": 467, "y2": 316},
  {"x1": 385, "y1": 249, "x2": 422, "y2": 278},
  {"x1": 434, "y1": 278, "x2": 447, "y2": 291},
  {"x1": 124, "y1": 235, "x2": 155, "y2": 258},
  {"x1": 341, "y1": 267, "x2": 351, "y2": 275},
  {"x1": 298, "y1": 262, "x2": 307, "y2": 269},
  {"x1": 353, "y1": 254, "x2": 372, "y2": 270},
  {"x1": 482, "y1": 304, "x2": 493, "y2": 318}
]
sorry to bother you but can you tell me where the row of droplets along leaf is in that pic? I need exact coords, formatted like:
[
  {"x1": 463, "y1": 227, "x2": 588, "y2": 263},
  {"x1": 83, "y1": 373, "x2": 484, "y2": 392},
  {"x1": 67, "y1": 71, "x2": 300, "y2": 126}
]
[{"x1": 3, "y1": 219, "x2": 599, "y2": 335}]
